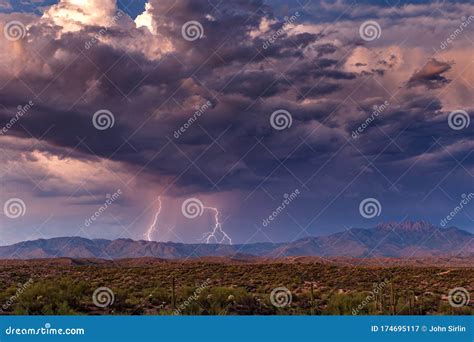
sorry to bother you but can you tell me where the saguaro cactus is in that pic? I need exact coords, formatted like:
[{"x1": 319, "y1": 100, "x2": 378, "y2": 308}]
[
  {"x1": 389, "y1": 282, "x2": 397, "y2": 315},
  {"x1": 171, "y1": 277, "x2": 176, "y2": 310}
]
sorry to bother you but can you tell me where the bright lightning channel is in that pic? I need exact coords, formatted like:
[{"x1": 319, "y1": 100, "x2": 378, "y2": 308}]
[
  {"x1": 145, "y1": 196, "x2": 161, "y2": 241},
  {"x1": 199, "y1": 206, "x2": 232, "y2": 245}
]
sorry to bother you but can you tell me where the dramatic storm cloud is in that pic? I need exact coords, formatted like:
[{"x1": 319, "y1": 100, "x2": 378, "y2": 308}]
[{"x1": 0, "y1": 0, "x2": 472, "y2": 245}]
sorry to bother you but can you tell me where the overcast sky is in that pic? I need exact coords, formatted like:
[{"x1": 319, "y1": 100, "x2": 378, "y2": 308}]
[{"x1": 0, "y1": 0, "x2": 472, "y2": 245}]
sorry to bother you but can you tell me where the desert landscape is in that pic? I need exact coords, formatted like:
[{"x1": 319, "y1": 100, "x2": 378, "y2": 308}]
[
  {"x1": 0, "y1": 221, "x2": 472, "y2": 316},
  {"x1": 0, "y1": 257, "x2": 472, "y2": 316}
]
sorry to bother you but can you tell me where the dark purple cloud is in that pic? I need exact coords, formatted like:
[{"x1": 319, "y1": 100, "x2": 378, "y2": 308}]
[{"x1": 0, "y1": 0, "x2": 472, "y2": 244}]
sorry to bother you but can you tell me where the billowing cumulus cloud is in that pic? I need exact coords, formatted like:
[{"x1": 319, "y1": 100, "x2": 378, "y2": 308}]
[
  {"x1": 0, "y1": 0, "x2": 473, "y2": 245},
  {"x1": 42, "y1": 0, "x2": 117, "y2": 32}
]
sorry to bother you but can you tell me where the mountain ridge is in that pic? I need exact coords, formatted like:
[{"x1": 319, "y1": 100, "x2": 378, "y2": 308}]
[{"x1": 1, "y1": 221, "x2": 472, "y2": 259}]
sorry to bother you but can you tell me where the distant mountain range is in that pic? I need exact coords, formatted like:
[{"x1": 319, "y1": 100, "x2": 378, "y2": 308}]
[{"x1": 1, "y1": 221, "x2": 472, "y2": 259}]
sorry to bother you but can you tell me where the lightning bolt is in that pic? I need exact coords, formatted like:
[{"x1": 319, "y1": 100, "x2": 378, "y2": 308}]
[
  {"x1": 146, "y1": 197, "x2": 232, "y2": 244},
  {"x1": 145, "y1": 196, "x2": 162, "y2": 241},
  {"x1": 198, "y1": 206, "x2": 232, "y2": 244}
]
